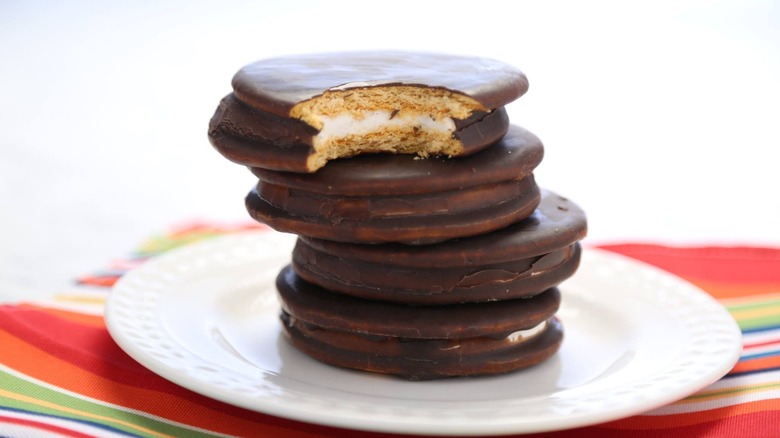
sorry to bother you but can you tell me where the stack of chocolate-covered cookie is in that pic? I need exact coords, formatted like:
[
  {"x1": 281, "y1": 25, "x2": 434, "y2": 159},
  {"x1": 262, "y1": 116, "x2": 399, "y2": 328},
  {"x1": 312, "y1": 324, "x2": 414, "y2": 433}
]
[{"x1": 208, "y1": 52, "x2": 587, "y2": 380}]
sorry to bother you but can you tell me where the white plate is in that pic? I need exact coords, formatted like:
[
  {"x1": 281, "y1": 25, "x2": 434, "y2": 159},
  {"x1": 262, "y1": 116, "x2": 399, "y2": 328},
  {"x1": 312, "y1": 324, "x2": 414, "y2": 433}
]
[{"x1": 105, "y1": 231, "x2": 742, "y2": 436}]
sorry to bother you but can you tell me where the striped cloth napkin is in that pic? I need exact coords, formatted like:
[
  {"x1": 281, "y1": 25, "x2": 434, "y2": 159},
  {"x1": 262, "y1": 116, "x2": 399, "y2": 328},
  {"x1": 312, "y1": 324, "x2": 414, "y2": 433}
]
[{"x1": 1, "y1": 222, "x2": 778, "y2": 437}]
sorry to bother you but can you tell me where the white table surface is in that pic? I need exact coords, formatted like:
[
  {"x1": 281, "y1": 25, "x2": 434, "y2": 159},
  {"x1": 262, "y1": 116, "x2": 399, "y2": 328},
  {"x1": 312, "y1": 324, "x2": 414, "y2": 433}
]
[{"x1": 2, "y1": 0, "x2": 779, "y2": 302}]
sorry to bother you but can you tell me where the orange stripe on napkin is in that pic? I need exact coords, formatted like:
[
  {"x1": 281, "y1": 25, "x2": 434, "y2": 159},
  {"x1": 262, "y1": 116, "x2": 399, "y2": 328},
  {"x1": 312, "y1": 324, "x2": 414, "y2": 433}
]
[
  {"x1": 729, "y1": 356, "x2": 780, "y2": 376},
  {"x1": 14, "y1": 304, "x2": 104, "y2": 329}
]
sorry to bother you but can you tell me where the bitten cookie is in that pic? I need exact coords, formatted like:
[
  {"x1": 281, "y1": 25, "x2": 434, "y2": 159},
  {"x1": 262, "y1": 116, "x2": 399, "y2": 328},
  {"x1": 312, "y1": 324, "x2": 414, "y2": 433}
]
[
  {"x1": 277, "y1": 266, "x2": 563, "y2": 380},
  {"x1": 293, "y1": 189, "x2": 587, "y2": 304},
  {"x1": 208, "y1": 51, "x2": 528, "y2": 172},
  {"x1": 245, "y1": 125, "x2": 543, "y2": 244}
]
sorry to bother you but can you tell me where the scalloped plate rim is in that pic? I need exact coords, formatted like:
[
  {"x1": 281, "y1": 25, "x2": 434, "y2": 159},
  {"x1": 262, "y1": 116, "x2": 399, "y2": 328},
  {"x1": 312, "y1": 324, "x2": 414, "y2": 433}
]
[{"x1": 105, "y1": 231, "x2": 742, "y2": 435}]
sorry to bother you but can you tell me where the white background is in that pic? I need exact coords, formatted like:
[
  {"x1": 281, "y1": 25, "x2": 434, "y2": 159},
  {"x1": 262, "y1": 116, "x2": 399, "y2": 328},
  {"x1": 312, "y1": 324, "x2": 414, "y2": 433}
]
[{"x1": 1, "y1": 0, "x2": 779, "y2": 299}]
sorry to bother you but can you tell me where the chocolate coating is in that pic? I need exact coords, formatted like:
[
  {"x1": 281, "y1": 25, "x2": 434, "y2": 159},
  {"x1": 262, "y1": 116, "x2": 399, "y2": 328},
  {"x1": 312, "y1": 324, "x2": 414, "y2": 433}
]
[
  {"x1": 258, "y1": 176, "x2": 534, "y2": 221},
  {"x1": 210, "y1": 51, "x2": 527, "y2": 172},
  {"x1": 208, "y1": 94, "x2": 317, "y2": 172},
  {"x1": 299, "y1": 188, "x2": 587, "y2": 266},
  {"x1": 277, "y1": 266, "x2": 561, "y2": 339},
  {"x1": 284, "y1": 313, "x2": 556, "y2": 358},
  {"x1": 244, "y1": 125, "x2": 545, "y2": 244},
  {"x1": 281, "y1": 313, "x2": 563, "y2": 380},
  {"x1": 209, "y1": 94, "x2": 511, "y2": 173},
  {"x1": 246, "y1": 180, "x2": 539, "y2": 245},
  {"x1": 278, "y1": 258, "x2": 564, "y2": 379},
  {"x1": 291, "y1": 189, "x2": 585, "y2": 302},
  {"x1": 250, "y1": 125, "x2": 543, "y2": 196},
  {"x1": 231, "y1": 51, "x2": 529, "y2": 116},
  {"x1": 294, "y1": 241, "x2": 581, "y2": 305}
]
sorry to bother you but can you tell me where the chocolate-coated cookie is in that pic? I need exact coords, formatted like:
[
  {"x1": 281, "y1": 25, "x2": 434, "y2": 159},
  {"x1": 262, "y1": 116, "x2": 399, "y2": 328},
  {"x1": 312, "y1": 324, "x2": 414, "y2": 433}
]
[
  {"x1": 245, "y1": 125, "x2": 544, "y2": 244},
  {"x1": 292, "y1": 189, "x2": 586, "y2": 303},
  {"x1": 276, "y1": 266, "x2": 563, "y2": 380},
  {"x1": 209, "y1": 51, "x2": 528, "y2": 172}
]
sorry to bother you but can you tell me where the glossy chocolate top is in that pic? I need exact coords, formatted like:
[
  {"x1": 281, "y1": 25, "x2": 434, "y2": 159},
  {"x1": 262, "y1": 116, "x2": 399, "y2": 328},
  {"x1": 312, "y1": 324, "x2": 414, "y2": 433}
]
[
  {"x1": 301, "y1": 189, "x2": 587, "y2": 267},
  {"x1": 251, "y1": 125, "x2": 543, "y2": 195},
  {"x1": 232, "y1": 51, "x2": 529, "y2": 115}
]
